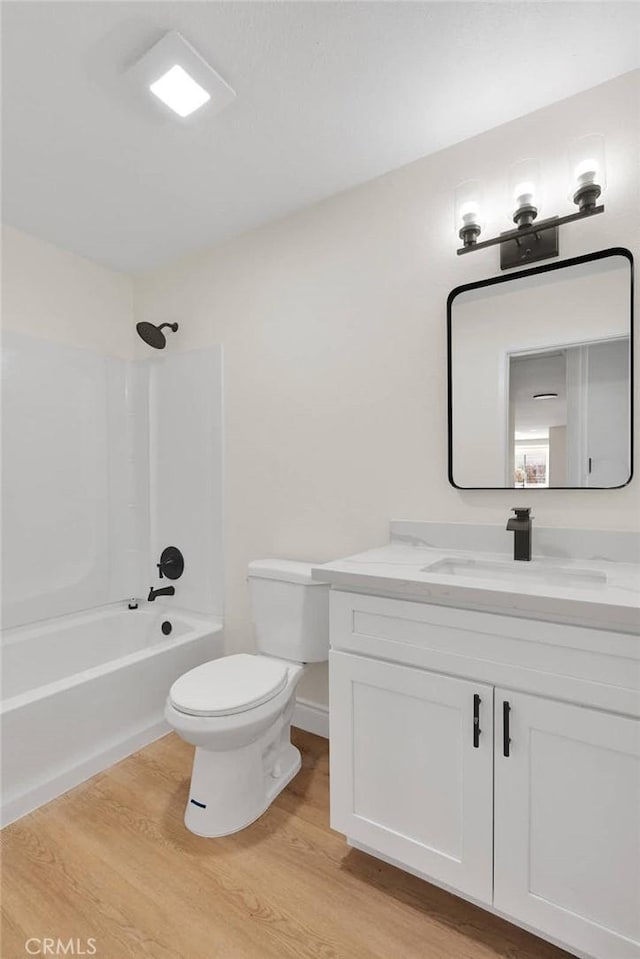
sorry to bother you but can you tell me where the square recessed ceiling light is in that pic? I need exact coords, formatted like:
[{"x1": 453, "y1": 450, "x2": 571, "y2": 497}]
[
  {"x1": 150, "y1": 64, "x2": 210, "y2": 117},
  {"x1": 128, "y1": 31, "x2": 235, "y2": 122}
]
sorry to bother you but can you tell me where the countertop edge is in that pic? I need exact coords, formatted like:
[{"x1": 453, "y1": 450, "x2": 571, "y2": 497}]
[{"x1": 312, "y1": 567, "x2": 640, "y2": 636}]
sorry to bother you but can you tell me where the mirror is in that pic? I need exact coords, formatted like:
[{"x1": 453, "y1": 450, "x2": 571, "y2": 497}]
[{"x1": 448, "y1": 248, "x2": 633, "y2": 489}]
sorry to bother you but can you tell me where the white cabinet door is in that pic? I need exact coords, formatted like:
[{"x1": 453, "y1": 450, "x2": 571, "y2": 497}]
[
  {"x1": 494, "y1": 690, "x2": 640, "y2": 959},
  {"x1": 330, "y1": 651, "x2": 494, "y2": 904}
]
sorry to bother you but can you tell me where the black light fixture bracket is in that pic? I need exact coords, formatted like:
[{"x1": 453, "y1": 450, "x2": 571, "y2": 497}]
[{"x1": 457, "y1": 204, "x2": 604, "y2": 270}]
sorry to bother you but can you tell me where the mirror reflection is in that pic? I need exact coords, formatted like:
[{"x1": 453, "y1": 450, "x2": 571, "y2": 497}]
[{"x1": 448, "y1": 250, "x2": 632, "y2": 489}]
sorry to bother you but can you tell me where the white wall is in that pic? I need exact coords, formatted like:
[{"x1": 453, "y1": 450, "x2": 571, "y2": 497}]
[
  {"x1": 2, "y1": 225, "x2": 135, "y2": 358},
  {"x1": 585, "y1": 338, "x2": 631, "y2": 488},
  {"x1": 135, "y1": 71, "x2": 640, "y2": 657},
  {"x1": 549, "y1": 427, "x2": 567, "y2": 488}
]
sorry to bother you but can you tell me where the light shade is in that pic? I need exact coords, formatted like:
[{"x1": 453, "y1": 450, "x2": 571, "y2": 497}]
[
  {"x1": 150, "y1": 65, "x2": 211, "y2": 117},
  {"x1": 508, "y1": 158, "x2": 542, "y2": 220},
  {"x1": 569, "y1": 134, "x2": 607, "y2": 198},
  {"x1": 454, "y1": 180, "x2": 483, "y2": 234}
]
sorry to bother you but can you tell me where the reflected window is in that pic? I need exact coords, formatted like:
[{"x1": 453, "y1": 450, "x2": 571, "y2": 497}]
[{"x1": 514, "y1": 441, "x2": 549, "y2": 488}]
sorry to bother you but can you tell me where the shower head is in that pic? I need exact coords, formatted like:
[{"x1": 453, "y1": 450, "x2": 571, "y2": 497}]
[{"x1": 136, "y1": 321, "x2": 179, "y2": 350}]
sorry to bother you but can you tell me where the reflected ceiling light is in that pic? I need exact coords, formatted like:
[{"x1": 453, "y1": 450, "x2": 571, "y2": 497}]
[
  {"x1": 128, "y1": 31, "x2": 236, "y2": 122},
  {"x1": 455, "y1": 136, "x2": 606, "y2": 270}
]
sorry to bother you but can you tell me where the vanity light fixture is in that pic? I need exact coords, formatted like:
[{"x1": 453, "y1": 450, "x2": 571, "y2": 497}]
[{"x1": 456, "y1": 137, "x2": 606, "y2": 270}]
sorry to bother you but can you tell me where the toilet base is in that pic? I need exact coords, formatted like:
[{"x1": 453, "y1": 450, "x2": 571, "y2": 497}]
[{"x1": 184, "y1": 739, "x2": 302, "y2": 838}]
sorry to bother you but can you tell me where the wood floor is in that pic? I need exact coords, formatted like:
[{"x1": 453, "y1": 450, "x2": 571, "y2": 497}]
[{"x1": 1, "y1": 729, "x2": 573, "y2": 959}]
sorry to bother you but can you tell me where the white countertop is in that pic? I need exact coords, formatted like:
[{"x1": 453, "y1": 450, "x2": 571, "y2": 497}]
[{"x1": 312, "y1": 541, "x2": 640, "y2": 634}]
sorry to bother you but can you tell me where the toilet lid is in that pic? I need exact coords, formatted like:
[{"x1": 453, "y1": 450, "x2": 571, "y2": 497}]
[{"x1": 169, "y1": 654, "x2": 289, "y2": 717}]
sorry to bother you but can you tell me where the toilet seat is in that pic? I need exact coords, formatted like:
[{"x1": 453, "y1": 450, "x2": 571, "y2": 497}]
[{"x1": 169, "y1": 654, "x2": 289, "y2": 718}]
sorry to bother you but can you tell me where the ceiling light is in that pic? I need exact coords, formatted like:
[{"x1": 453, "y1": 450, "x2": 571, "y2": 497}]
[
  {"x1": 127, "y1": 31, "x2": 236, "y2": 122},
  {"x1": 150, "y1": 65, "x2": 210, "y2": 117}
]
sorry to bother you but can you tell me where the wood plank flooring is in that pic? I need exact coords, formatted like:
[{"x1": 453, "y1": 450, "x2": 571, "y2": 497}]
[{"x1": 1, "y1": 729, "x2": 573, "y2": 959}]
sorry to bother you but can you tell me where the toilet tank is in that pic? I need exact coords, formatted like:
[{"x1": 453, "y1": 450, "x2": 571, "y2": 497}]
[{"x1": 247, "y1": 560, "x2": 330, "y2": 663}]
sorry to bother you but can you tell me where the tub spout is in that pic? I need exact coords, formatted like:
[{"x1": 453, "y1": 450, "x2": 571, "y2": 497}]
[{"x1": 147, "y1": 585, "x2": 175, "y2": 602}]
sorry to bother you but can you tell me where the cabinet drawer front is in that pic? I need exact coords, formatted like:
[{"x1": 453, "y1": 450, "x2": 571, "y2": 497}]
[
  {"x1": 494, "y1": 690, "x2": 640, "y2": 959},
  {"x1": 330, "y1": 651, "x2": 493, "y2": 905},
  {"x1": 330, "y1": 591, "x2": 640, "y2": 717}
]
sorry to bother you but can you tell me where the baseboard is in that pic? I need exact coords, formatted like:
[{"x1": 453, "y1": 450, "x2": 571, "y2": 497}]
[
  {"x1": 1, "y1": 720, "x2": 170, "y2": 827},
  {"x1": 293, "y1": 697, "x2": 329, "y2": 739}
]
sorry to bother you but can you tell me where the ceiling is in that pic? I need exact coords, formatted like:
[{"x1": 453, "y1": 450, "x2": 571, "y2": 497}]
[
  {"x1": 3, "y1": 2, "x2": 639, "y2": 274},
  {"x1": 511, "y1": 351, "x2": 567, "y2": 437}
]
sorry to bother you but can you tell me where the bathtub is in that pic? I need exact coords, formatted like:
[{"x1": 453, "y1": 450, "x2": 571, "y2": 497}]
[{"x1": 1, "y1": 603, "x2": 223, "y2": 825}]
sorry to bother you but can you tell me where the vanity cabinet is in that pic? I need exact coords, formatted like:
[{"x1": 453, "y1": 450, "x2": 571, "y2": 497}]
[
  {"x1": 329, "y1": 589, "x2": 640, "y2": 959},
  {"x1": 494, "y1": 690, "x2": 640, "y2": 959},
  {"x1": 330, "y1": 652, "x2": 494, "y2": 904}
]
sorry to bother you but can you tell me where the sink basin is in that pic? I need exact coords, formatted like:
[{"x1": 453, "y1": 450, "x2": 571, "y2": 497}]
[{"x1": 421, "y1": 557, "x2": 608, "y2": 587}]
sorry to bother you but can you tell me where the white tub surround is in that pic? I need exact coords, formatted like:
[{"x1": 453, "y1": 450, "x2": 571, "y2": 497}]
[
  {"x1": 312, "y1": 521, "x2": 640, "y2": 634},
  {"x1": 321, "y1": 522, "x2": 640, "y2": 959},
  {"x1": 1, "y1": 605, "x2": 223, "y2": 825},
  {"x1": 1, "y1": 333, "x2": 141, "y2": 629},
  {"x1": 2, "y1": 336, "x2": 225, "y2": 633}
]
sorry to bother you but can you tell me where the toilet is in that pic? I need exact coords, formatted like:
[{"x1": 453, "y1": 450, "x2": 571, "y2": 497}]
[{"x1": 165, "y1": 559, "x2": 330, "y2": 837}]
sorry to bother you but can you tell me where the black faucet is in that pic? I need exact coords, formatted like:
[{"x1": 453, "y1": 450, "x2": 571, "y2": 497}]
[
  {"x1": 147, "y1": 585, "x2": 175, "y2": 602},
  {"x1": 506, "y1": 507, "x2": 533, "y2": 562}
]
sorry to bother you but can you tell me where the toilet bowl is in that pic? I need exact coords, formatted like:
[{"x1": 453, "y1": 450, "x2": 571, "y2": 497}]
[{"x1": 165, "y1": 559, "x2": 329, "y2": 837}]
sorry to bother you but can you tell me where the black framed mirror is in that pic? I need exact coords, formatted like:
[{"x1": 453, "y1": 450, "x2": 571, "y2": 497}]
[{"x1": 447, "y1": 248, "x2": 633, "y2": 490}]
